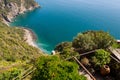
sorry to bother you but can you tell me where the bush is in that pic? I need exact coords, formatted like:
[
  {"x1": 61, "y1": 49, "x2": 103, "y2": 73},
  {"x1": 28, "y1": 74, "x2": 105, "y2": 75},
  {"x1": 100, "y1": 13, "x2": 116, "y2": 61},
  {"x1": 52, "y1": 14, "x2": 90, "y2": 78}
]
[
  {"x1": 72, "y1": 31, "x2": 115, "y2": 52},
  {"x1": 0, "y1": 68, "x2": 21, "y2": 80},
  {"x1": 32, "y1": 56, "x2": 86, "y2": 80},
  {"x1": 92, "y1": 49, "x2": 111, "y2": 67},
  {"x1": 55, "y1": 42, "x2": 79, "y2": 60}
]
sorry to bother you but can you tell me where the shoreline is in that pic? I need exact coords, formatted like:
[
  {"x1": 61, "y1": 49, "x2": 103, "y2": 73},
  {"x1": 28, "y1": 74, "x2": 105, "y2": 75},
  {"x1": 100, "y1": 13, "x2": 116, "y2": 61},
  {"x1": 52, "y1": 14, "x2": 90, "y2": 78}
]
[
  {"x1": 22, "y1": 28, "x2": 47, "y2": 54},
  {"x1": 3, "y1": 6, "x2": 40, "y2": 26},
  {"x1": 2, "y1": 2, "x2": 42, "y2": 51},
  {"x1": 23, "y1": 28, "x2": 51, "y2": 54},
  {"x1": 6, "y1": 7, "x2": 45, "y2": 53},
  {"x1": 23, "y1": 28, "x2": 39, "y2": 48},
  {"x1": 2, "y1": 3, "x2": 40, "y2": 26},
  {"x1": 22, "y1": 28, "x2": 50, "y2": 54},
  {"x1": 0, "y1": 0, "x2": 44, "y2": 52}
]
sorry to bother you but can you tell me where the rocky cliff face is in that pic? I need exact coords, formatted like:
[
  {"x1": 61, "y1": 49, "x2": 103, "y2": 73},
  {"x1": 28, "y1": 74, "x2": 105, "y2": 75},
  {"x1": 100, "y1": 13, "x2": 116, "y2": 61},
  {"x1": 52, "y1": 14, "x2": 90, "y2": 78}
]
[{"x1": 0, "y1": 0, "x2": 39, "y2": 24}]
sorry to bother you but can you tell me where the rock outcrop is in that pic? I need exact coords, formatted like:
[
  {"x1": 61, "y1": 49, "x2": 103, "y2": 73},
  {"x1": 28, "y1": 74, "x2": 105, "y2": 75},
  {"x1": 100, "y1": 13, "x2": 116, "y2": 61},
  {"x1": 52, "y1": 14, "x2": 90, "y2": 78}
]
[{"x1": 0, "y1": 0, "x2": 40, "y2": 24}]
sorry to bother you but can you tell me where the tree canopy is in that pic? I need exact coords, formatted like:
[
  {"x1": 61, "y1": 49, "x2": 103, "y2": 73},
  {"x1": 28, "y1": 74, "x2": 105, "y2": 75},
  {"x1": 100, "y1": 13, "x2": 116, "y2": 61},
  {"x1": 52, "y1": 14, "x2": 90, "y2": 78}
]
[
  {"x1": 55, "y1": 42, "x2": 79, "y2": 59},
  {"x1": 32, "y1": 56, "x2": 86, "y2": 80},
  {"x1": 72, "y1": 31, "x2": 115, "y2": 52}
]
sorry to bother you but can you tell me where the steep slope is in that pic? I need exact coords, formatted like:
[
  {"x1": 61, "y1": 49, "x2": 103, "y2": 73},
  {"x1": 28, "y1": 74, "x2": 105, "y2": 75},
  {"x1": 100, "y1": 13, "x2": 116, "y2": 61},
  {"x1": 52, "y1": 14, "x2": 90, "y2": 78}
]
[
  {"x1": 0, "y1": 0, "x2": 42, "y2": 79},
  {"x1": 0, "y1": 22, "x2": 42, "y2": 62},
  {"x1": 0, "y1": 19, "x2": 42, "y2": 79}
]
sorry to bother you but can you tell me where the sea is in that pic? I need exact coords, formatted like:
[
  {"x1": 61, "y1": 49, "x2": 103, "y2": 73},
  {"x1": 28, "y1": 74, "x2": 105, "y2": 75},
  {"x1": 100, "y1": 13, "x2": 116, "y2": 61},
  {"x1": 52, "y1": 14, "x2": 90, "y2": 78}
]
[{"x1": 10, "y1": 0, "x2": 120, "y2": 54}]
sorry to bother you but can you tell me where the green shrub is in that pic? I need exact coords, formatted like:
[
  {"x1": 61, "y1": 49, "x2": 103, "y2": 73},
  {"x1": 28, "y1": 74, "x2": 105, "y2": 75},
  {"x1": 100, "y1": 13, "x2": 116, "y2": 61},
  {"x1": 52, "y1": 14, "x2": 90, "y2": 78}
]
[
  {"x1": 92, "y1": 49, "x2": 111, "y2": 67},
  {"x1": 55, "y1": 42, "x2": 79, "y2": 60},
  {"x1": 0, "y1": 68, "x2": 21, "y2": 80},
  {"x1": 32, "y1": 56, "x2": 86, "y2": 80},
  {"x1": 72, "y1": 31, "x2": 115, "y2": 52}
]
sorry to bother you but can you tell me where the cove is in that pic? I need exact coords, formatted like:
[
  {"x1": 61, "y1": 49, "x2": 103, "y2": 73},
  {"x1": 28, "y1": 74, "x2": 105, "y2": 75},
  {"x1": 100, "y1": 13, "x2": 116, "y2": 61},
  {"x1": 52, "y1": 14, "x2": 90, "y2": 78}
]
[{"x1": 10, "y1": 0, "x2": 120, "y2": 54}]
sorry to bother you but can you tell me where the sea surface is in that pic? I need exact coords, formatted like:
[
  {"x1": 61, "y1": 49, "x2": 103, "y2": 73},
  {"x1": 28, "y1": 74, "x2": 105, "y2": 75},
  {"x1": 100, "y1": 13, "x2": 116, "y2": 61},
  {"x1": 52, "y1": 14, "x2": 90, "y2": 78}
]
[{"x1": 10, "y1": 0, "x2": 120, "y2": 54}]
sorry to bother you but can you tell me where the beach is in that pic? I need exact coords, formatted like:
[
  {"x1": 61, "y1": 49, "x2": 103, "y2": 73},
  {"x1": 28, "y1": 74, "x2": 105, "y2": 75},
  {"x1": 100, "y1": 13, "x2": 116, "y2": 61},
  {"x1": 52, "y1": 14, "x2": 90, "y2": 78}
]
[{"x1": 23, "y1": 28, "x2": 38, "y2": 48}]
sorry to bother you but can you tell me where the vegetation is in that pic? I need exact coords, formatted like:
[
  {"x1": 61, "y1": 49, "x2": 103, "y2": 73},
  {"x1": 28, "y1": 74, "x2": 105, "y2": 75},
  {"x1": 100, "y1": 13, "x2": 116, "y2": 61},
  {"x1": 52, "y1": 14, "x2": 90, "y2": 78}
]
[
  {"x1": 72, "y1": 31, "x2": 115, "y2": 52},
  {"x1": 112, "y1": 42, "x2": 120, "y2": 48},
  {"x1": 92, "y1": 49, "x2": 111, "y2": 67},
  {"x1": 0, "y1": 22, "x2": 119, "y2": 80},
  {"x1": 55, "y1": 42, "x2": 79, "y2": 59},
  {"x1": 0, "y1": 68, "x2": 21, "y2": 80},
  {"x1": 0, "y1": 22, "x2": 42, "y2": 62},
  {"x1": 0, "y1": 60, "x2": 32, "y2": 80},
  {"x1": 54, "y1": 31, "x2": 115, "y2": 62},
  {"x1": 0, "y1": 1, "x2": 120, "y2": 78},
  {"x1": 32, "y1": 56, "x2": 86, "y2": 80},
  {"x1": 0, "y1": 21, "x2": 42, "y2": 80},
  {"x1": 0, "y1": 0, "x2": 41, "y2": 79},
  {"x1": 54, "y1": 31, "x2": 120, "y2": 79}
]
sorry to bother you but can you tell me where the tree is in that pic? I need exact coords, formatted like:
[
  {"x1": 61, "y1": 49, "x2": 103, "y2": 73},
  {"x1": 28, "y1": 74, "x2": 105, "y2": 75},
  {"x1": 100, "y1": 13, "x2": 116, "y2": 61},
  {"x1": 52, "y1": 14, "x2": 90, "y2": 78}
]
[
  {"x1": 32, "y1": 56, "x2": 86, "y2": 80},
  {"x1": 90, "y1": 31, "x2": 115, "y2": 49},
  {"x1": 92, "y1": 49, "x2": 111, "y2": 67},
  {"x1": 72, "y1": 31, "x2": 115, "y2": 52},
  {"x1": 55, "y1": 42, "x2": 72, "y2": 52},
  {"x1": 55, "y1": 42, "x2": 79, "y2": 59},
  {"x1": 72, "y1": 33, "x2": 95, "y2": 52}
]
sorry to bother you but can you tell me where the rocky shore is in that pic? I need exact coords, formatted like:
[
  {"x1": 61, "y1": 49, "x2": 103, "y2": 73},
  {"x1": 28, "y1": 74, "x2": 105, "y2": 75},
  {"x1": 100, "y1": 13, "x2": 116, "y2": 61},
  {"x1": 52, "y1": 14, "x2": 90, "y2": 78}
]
[{"x1": 0, "y1": 0, "x2": 40, "y2": 25}]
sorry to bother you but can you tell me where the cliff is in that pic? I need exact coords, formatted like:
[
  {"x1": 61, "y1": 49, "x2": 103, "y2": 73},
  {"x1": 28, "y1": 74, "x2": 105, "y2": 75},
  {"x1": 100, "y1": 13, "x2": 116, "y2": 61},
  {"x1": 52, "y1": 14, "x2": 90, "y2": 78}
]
[{"x1": 0, "y1": 0, "x2": 40, "y2": 24}]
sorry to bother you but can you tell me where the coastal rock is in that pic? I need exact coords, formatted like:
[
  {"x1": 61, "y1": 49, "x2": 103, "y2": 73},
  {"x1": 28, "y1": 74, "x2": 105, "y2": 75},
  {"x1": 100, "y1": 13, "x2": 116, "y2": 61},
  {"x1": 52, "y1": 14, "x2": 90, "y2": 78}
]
[
  {"x1": 0, "y1": 0, "x2": 40, "y2": 24},
  {"x1": 7, "y1": 3, "x2": 19, "y2": 22}
]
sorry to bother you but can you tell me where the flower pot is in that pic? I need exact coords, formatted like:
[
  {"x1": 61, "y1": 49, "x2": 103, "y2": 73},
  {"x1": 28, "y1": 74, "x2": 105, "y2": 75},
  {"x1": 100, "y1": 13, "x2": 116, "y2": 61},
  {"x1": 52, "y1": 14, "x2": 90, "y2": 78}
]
[{"x1": 100, "y1": 65, "x2": 110, "y2": 76}]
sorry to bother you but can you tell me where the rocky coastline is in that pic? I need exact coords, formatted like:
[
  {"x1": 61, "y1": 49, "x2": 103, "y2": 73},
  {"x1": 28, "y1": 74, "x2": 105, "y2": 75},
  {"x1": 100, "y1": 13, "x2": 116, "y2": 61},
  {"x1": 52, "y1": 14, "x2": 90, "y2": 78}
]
[
  {"x1": 0, "y1": 0, "x2": 40, "y2": 25},
  {"x1": 0, "y1": 0, "x2": 41, "y2": 49},
  {"x1": 0, "y1": 0, "x2": 44, "y2": 53}
]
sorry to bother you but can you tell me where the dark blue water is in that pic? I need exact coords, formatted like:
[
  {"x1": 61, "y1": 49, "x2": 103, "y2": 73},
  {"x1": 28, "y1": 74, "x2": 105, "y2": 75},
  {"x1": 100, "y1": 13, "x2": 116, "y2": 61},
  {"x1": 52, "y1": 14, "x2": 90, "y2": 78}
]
[{"x1": 10, "y1": 0, "x2": 120, "y2": 54}]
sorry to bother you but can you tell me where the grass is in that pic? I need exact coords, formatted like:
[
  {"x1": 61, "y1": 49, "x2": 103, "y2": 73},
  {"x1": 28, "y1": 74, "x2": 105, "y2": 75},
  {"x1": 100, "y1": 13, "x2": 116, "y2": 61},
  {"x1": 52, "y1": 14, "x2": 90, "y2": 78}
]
[
  {"x1": 0, "y1": 22, "x2": 42, "y2": 78},
  {"x1": 0, "y1": 22, "x2": 43, "y2": 62}
]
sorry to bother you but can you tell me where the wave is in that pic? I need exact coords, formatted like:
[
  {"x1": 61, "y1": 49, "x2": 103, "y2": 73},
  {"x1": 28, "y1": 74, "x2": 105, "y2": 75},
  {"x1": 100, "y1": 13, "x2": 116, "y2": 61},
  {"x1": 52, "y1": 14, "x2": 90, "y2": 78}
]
[{"x1": 37, "y1": 43, "x2": 51, "y2": 54}]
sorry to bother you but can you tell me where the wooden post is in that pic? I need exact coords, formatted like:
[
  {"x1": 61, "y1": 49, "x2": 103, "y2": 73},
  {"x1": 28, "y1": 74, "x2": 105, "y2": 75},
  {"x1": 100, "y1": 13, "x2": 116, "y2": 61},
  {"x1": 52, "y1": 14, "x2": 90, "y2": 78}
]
[
  {"x1": 110, "y1": 55, "x2": 120, "y2": 63},
  {"x1": 73, "y1": 57, "x2": 96, "y2": 80}
]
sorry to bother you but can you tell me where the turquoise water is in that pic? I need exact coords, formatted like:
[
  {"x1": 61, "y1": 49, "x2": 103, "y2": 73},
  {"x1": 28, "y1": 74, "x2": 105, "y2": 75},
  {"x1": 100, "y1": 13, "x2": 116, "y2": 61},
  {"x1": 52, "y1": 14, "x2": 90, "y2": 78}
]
[{"x1": 10, "y1": 0, "x2": 120, "y2": 54}]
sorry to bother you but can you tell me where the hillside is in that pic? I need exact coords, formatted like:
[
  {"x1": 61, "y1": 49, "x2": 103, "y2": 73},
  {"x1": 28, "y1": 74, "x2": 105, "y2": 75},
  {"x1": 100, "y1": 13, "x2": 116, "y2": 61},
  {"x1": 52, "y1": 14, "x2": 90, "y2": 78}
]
[
  {"x1": 0, "y1": 22, "x2": 42, "y2": 61},
  {"x1": 0, "y1": 0, "x2": 120, "y2": 80},
  {"x1": 0, "y1": 0, "x2": 42, "y2": 62},
  {"x1": 0, "y1": 21, "x2": 44, "y2": 79},
  {"x1": 0, "y1": 0, "x2": 43, "y2": 79}
]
